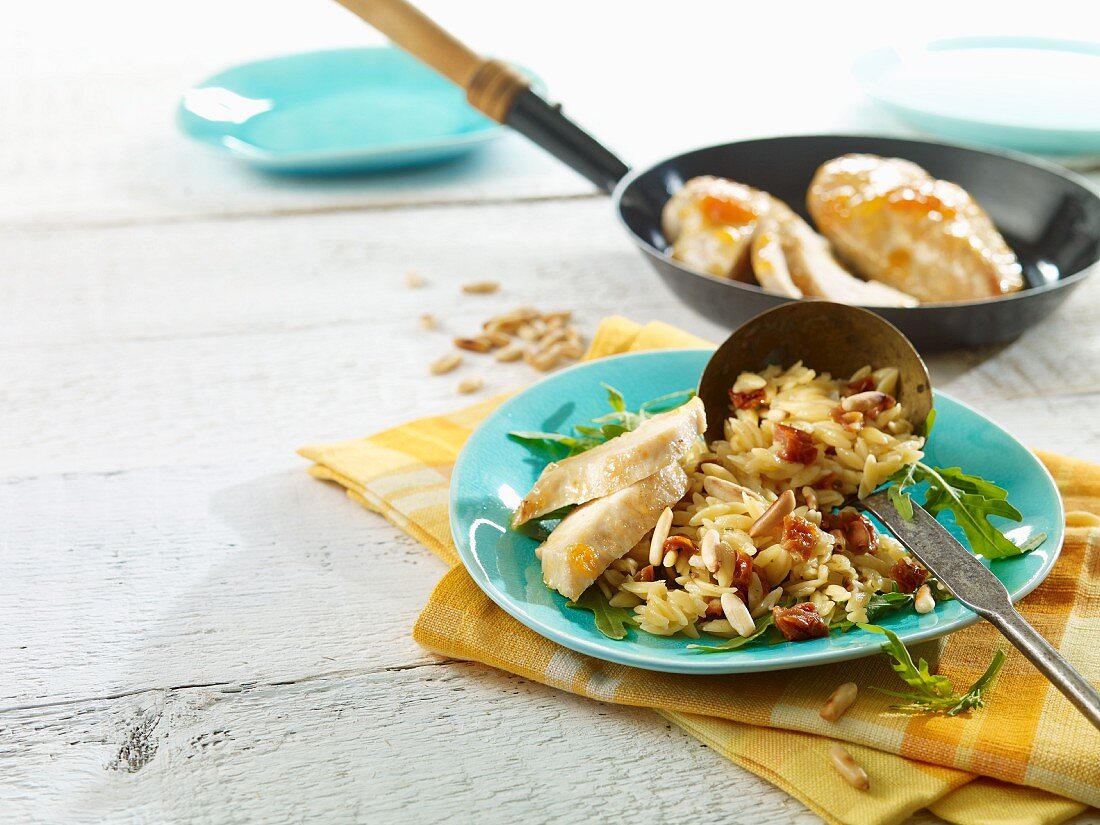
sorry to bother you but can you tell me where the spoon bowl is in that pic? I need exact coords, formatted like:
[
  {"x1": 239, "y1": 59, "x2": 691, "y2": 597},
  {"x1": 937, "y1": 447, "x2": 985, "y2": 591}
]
[{"x1": 697, "y1": 302, "x2": 934, "y2": 441}]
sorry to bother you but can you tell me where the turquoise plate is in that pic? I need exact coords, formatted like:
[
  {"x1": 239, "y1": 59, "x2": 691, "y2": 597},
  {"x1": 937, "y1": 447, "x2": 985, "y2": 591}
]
[
  {"x1": 177, "y1": 47, "x2": 502, "y2": 173},
  {"x1": 451, "y1": 349, "x2": 1063, "y2": 674},
  {"x1": 854, "y1": 37, "x2": 1100, "y2": 156}
]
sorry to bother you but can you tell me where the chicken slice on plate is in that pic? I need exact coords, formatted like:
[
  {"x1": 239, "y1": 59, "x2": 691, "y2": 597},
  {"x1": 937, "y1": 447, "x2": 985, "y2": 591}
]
[
  {"x1": 807, "y1": 154, "x2": 1023, "y2": 302},
  {"x1": 776, "y1": 207, "x2": 919, "y2": 307},
  {"x1": 661, "y1": 176, "x2": 771, "y2": 279},
  {"x1": 539, "y1": 463, "x2": 689, "y2": 601},
  {"x1": 512, "y1": 396, "x2": 705, "y2": 527},
  {"x1": 749, "y1": 217, "x2": 803, "y2": 299}
]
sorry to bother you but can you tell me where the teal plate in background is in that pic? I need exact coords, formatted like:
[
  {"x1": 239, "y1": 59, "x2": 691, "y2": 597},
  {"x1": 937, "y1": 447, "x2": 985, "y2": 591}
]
[
  {"x1": 450, "y1": 349, "x2": 1063, "y2": 674},
  {"x1": 177, "y1": 47, "x2": 502, "y2": 173},
  {"x1": 854, "y1": 37, "x2": 1100, "y2": 156}
]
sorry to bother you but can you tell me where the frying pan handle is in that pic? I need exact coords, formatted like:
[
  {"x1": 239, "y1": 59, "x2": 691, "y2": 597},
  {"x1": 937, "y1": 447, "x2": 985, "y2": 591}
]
[{"x1": 331, "y1": 0, "x2": 630, "y2": 192}]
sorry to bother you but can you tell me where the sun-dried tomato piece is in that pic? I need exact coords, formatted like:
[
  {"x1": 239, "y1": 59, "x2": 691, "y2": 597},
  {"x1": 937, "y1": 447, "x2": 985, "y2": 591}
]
[
  {"x1": 774, "y1": 423, "x2": 818, "y2": 464},
  {"x1": 812, "y1": 472, "x2": 842, "y2": 491},
  {"x1": 890, "y1": 557, "x2": 929, "y2": 594},
  {"x1": 730, "y1": 549, "x2": 754, "y2": 592},
  {"x1": 822, "y1": 508, "x2": 879, "y2": 554},
  {"x1": 843, "y1": 375, "x2": 877, "y2": 397},
  {"x1": 634, "y1": 565, "x2": 655, "y2": 583},
  {"x1": 782, "y1": 514, "x2": 819, "y2": 559},
  {"x1": 704, "y1": 598, "x2": 724, "y2": 619},
  {"x1": 773, "y1": 602, "x2": 830, "y2": 641},
  {"x1": 662, "y1": 535, "x2": 696, "y2": 555},
  {"x1": 730, "y1": 388, "x2": 766, "y2": 410},
  {"x1": 830, "y1": 406, "x2": 864, "y2": 431}
]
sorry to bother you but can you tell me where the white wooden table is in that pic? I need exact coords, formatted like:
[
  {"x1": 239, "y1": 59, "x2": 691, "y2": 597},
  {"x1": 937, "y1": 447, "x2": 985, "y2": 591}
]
[{"x1": 4, "y1": 2, "x2": 1099, "y2": 822}]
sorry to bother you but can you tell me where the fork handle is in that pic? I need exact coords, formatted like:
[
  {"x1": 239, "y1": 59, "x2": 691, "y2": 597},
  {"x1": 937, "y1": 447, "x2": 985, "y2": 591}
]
[{"x1": 981, "y1": 606, "x2": 1100, "y2": 731}]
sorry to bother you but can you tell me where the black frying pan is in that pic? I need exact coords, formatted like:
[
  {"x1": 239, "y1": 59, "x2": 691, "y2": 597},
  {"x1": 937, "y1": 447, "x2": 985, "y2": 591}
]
[{"x1": 336, "y1": 0, "x2": 1100, "y2": 352}]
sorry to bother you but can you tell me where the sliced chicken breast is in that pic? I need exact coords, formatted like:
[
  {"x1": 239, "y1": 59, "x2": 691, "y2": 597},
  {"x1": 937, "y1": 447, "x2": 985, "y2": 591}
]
[
  {"x1": 661, "y1": 177, "x2": 770, "y2": 280},
  {"x1": 539, "y1": 462, "x2": 689, "y2": 601},
  {"x1": 750, "y1": 218, "x2": 803, "y2": 299},
  {"x1": 513, "y1": 397, "x2": 705, "y2": 526},
  {"x1": 777, "y1": 209, "x2": 919, "y2": 307},
  {"x1": 807, "y1": 154, "x2": 1023, "y2": 302}
]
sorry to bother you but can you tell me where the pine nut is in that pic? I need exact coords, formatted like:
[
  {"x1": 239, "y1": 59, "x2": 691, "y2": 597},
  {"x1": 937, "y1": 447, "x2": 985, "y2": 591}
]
[
  {"x1": 828, "y1": 744, "x2": 870, "y2": 790},
  {"x1": 430, "y1": 353, "x2": 462, "y2": 375},
  {"x1": 764, "y1": 408, "x2": 788, "y2": 421},
  {"x1": 461, "y1": 280, "x2": 500, "y2": 294},
  {"x1": 914, "y1": 584, "x2": 935, "y2": 614},
  {"x1": 405, "y1": 270, "x2": 425, "y2": 288},
  {"x1": 419, "y1": 313, "x2": 438, "y2": 331},
  {"x1": 454, "y1": 336, "x2": 493, "y2": 353},
  {"x1": 456, "y1": 377, "x2": 483, "y2": 395},
  {"x1": 820, "y1": 682, "x2": 858, "y2": 722},
  {"x1": 749, "y1": 489, "x2": 797, "y2": 538},
  {"x1": 701, "y1": 528, "x2": 720, "y2": 572},
  {"x1": 662, "y1": 548, "x2": 678, "y2": 568},
  {"x1": 842, "y1": 391, "x2": 889, "y2": 413},
  {"x1": 703, "y1": 476, "x2": 762, "y2": 503},
  {"x1": 484, "y1": 330, "x2": 512, "y2": 348},
  {"x1": 720, "y1": 592, "x2": 755, "y2": 637},
  {"x1": 649, "y1": 507, "x2": 674, "y2": 565},
  {"x1": 494, "y1": 343, "x2": 524, "y2": 363},
  {"x1": 516, "y1": 323, "x2": 540, "y2": 342}
]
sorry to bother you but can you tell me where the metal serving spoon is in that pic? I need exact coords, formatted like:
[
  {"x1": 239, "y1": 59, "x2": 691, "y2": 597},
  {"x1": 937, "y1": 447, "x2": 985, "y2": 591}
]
[{"x1": 698, "y1": 302, "x2": 1100, "y2": 731}]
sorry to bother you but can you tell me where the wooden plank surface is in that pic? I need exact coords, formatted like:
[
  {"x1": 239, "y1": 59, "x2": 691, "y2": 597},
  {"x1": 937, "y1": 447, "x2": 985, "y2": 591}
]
[{"x1": 4, "y1": 0, "x2": 1100, "y2": 821}]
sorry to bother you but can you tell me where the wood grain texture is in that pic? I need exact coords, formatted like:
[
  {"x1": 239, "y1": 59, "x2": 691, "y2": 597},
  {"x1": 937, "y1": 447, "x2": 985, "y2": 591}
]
[{"x1": 2, "y1": 666, "x2": 840, "y2": 824}]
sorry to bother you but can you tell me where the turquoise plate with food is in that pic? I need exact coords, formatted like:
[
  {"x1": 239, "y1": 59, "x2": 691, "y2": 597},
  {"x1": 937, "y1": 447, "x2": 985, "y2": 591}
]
[{"x1": 450, "y1": 349, "x2": 1062, "y2": 674}]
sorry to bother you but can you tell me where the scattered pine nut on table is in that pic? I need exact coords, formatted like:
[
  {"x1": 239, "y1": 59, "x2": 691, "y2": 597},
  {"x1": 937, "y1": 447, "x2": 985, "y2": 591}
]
[
  {"x1": 828, "y1": 744, "x2": 870, "y2": 790},
  {"x1": 820, "y1": 682, "x2": 859, "y2": 722}
]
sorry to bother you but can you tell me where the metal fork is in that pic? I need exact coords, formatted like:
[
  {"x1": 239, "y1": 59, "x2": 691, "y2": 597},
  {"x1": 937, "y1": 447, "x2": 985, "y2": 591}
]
[{"x1": 859, "y1": 491, "x2": 1100, "y2": 731}]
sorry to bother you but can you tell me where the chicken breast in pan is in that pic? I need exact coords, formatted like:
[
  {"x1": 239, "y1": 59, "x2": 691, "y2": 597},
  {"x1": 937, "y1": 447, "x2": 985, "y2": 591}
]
[
  {"x1": 512, "y1": 397, "x2": 705, "y2": 526},
  {"x1": 807, "y1": 154, "x2": 1024, "y2": 302},
  {"x1": 538, "y1": 462, "x2": 689, "y2": 601},
  {"x1": 664, "y1": 176, "x2": 917, "y2": 306},
  {"x1": 661, "y1": 176, "x2": 770, "y2": 279},
  {"x1": 773, "y1": 205, "x2": 919, "y2": 307}
]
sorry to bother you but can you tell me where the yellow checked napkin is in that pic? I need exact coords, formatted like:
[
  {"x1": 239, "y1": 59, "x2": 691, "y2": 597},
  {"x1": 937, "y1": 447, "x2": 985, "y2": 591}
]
[{"x1": 300, "y1": 317, "x2": 1100, "y2": 825}]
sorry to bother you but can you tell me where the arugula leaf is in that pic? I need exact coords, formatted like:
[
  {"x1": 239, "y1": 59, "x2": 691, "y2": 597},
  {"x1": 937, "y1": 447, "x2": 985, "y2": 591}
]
[
  {"x1": 689, "y1": 613, "x2": 775, "y2": 653},
  {"x1": 566, "y1": 587, "x2": 638, "y2": 640},
  {"x1": 946, "y1": 650, "x2": 1006, "y2": 716},
  {"x1": 507, "y1": 430, "x2": 600, "y2": 457},
  {"x1": 639, "y1": 389, "x2": 697, "y2": 416},
  {"x1": 922, "y1": 408, "x2": 937, "y2": 438},
  {"x1": 509, "y1": 384, "x2": 694, "y2": 459},
  {"x1": 859, "y1": 624, "x2": 1005, "y2": 715},
  {"x1": 917, "y1": 465, "x2": 1022, "y2": 558},
  {"x1": 830, "y1": 590, "x2": 913, "y2": 633},
  {"x1": 602, "y1": 382, "x2": 626, "y2": 413},
  {"x1": 885, "y1": 462, "x2": 1034, "y2": 559}
]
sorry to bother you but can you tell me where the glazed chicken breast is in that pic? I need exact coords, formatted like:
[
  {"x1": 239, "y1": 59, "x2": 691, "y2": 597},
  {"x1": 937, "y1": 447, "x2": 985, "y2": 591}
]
[
  {"x1": 538, "y1": 462, "x2": 689, "y2": 601},
  {"x1": 512, "y1": 397, "x2": 705, "y2": 526},
  {"x1": 663, "y1": 176, "x2": 917, "y2": 306},
  {"x1": 807, "y1": 154, "x2": 1024, "y2": 302},
  {"x1": 772, "y1": 205, "x2": 918, "y2": 307},
  {"x1": 661, "y1": 176, "x2": 771, "y2": 280}
]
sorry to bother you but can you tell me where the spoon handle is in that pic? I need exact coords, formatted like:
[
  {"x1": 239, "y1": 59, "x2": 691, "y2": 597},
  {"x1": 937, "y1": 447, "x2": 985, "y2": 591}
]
[
  {"x1": 859, "y1": 491, "x2": 1100, "y2": 731},
  {"x1": 331, "y1": 0, "x2": 629, "y2": 191},
  {"x1": 985, "y1": 606, "x2": 1100, "y2": 730}
]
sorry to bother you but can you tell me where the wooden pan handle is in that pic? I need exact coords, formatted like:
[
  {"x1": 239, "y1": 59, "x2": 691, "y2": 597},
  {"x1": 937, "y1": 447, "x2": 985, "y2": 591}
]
[{"x1": 332, "y1": 0, "x2": 530, "y2": 122}]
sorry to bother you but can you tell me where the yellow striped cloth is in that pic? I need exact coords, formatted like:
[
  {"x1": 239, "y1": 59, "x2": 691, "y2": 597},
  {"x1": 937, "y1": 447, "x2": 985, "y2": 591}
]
[{"x1": 300, "y1": 317, "x2": 1100, "y2": 825}]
